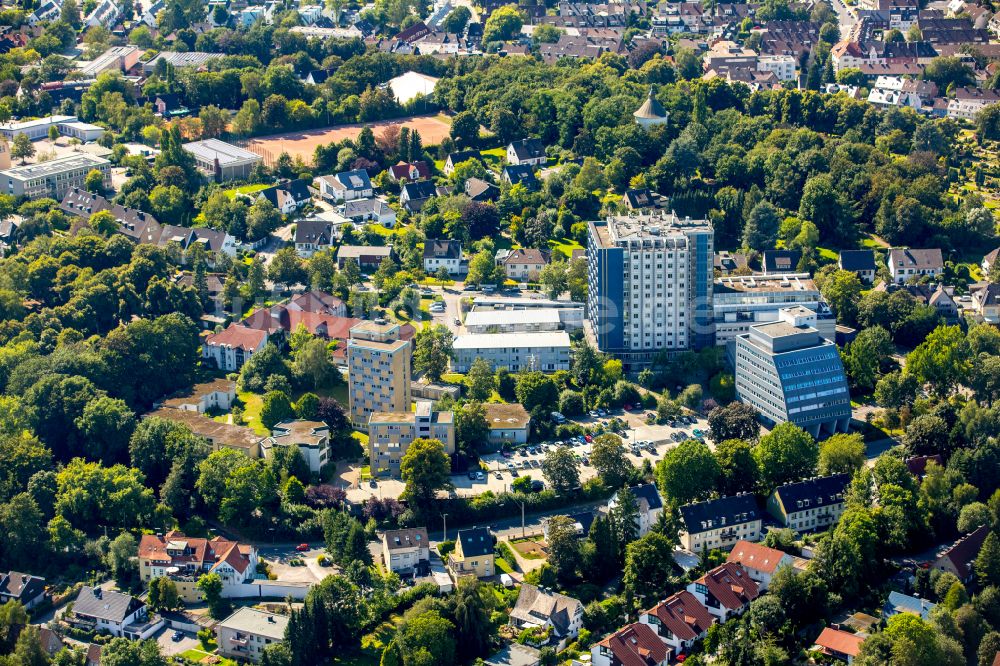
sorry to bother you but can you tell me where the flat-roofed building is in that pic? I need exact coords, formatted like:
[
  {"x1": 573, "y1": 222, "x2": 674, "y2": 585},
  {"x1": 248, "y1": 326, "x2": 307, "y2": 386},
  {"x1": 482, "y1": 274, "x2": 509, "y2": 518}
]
[
  {"x1": 369, "y1": 400, "x2": 454, "y2": 473},
  {"x1": 0, "y1": 115, "x2": 76, "y2": 140},
  {"x1": 261, "y1": 419, "x2": 330, "y2": 474},
  {"x1": 587, "y1": 212, "x2": 714, "y2": 371},
  {"x1": 452, "y1": 331, "x2": 570, "y2": 373},
  {"x1": 484, "y1": 403, "x2": 531, "y2": 446},
  {"x1": 146, "y1": 407, "x2": 261, "y2": 457},
  {"x1": 77, "y1": 45, "x2": 140, "y2": 77},
  {"x1": 464, "y1": 308, "x2": 563, "y2": 334},
  {"x1": 734, "y1": 307, "x2": 851, "y2": 438},
  {"x1": 182, "y1": 138, "x2": 262, "y2": 182},
  {"x1": 216, "y1": 608, "x2": 288, "y2": 663},
  {"x1": 1, "y1": 153, "x2": 110, "y2": 199},
  {"x1": 713, "y1": 273, "x2": 835, "y2": 346},
  {"x1": 348, "y1": 321, "x2": 411, "y2": 430},
  {"x1": 143, "y1": 51, "x2": 225, "y2": 74}
]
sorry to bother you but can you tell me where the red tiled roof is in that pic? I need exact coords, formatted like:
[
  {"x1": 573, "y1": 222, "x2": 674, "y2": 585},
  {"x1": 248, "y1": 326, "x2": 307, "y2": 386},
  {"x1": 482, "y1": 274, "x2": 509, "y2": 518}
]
[
  {"x1": 814, "y1": 628, "x2": 864, "y2": 657},
  {"x1": 726, "y1": 540, "x2": 789, "y2": 575},
  {"x1": 597, "y1": 622, "x2": 670, "y2": 666},
  {"x1": 138, "y1": 532, "x2": 254, "y2": 575},
  {"x1": 645, "y1": 591, "x2": 714, "y2": 641},
  {"x1": 389, "y1": 161, "x2": 431, "y2": 180},
  {"x1": 205, "y1": 323, "x2": 267, "y2": 351},
  {"x1": 936, "y1": 525, "x2": 990, "y2": 581},
  {"x1": 694, "y1": 563, "x2": 760, "y2": 611},
  {"x1": 991, "y1": 650, "x2": 1000, "y2": 666}
]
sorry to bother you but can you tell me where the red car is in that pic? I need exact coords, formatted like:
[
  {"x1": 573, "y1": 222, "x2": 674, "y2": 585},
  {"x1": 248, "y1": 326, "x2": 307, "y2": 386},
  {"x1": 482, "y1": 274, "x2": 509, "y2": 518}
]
[
  {"x1": 584, "y1": 435, "x2": 593, "y2": 442},
  {"x1": 623, "y1": 404, "x2": 633, "y2": 411},
  {"x1": 295, "y1": 543, "x2": 310, "y2": 552}
]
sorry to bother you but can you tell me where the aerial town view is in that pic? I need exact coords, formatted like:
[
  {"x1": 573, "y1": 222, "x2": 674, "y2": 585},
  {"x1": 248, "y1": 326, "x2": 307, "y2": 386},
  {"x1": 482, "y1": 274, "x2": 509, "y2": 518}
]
[{"x1": 0, "y1": 0, "x2": 999, "y2": 662}]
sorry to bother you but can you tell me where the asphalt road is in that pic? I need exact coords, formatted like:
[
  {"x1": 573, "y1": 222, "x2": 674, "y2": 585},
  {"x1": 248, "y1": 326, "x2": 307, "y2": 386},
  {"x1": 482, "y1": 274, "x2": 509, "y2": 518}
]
[{"x1": 830, "y1": 0, "x2": 856, "y2": 37}]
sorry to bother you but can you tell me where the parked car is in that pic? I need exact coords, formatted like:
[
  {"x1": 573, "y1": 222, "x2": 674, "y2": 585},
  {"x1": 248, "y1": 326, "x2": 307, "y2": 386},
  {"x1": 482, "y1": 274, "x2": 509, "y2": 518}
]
[
  {"x1": 530, "y1": 480, "x2": 545, "y2": 492},
  {"x1": 172, "y1": 631, "x2": 184, "y2": 642},
  {"x1": 475, "y1": 471, "x2": 485, "y2": 480},
  {"x1": 494, "y1": 471, "x2": 503, "y2": 480},
  {"x1": 296, "y1": 543, "x2": 310, "y2": 552},
  {"x1": 584, "y1": 434, "x2": 593, "y2": 442}
]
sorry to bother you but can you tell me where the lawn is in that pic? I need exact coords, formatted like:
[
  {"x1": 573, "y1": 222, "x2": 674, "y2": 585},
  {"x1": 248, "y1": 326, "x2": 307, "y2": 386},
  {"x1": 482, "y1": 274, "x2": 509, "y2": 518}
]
[
  {"x1": 548, "y1": 237, "x2": 584, "y2": 260},
  {"x1": 235, "y1": 390, "x2": 268, "y2": 436},
  {"x1": 223, "y1": 183, "x2": 270, "y2": 199},
  {"x1": 440, "y1": 372, "x2": 465, "y2": 384},
  {"x1": 510, "y1": 538, "x2": 547, "y2": 560},
  {"x1": 816, "y1": 246, "x2": 839, "y2": 262},
  {"x1": 179, "y1": 648, "x2": 238, "y2": 666}
]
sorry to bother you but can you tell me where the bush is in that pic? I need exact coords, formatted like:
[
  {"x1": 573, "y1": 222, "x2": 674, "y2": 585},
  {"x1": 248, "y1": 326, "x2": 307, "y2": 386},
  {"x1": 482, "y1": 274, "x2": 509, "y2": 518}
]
[
  {"x1": 197, "y1": 628, "x2": 214, "y2": 647},
  {"x1": 438, "y1": 540, "x2": 456, "y2": 557}
]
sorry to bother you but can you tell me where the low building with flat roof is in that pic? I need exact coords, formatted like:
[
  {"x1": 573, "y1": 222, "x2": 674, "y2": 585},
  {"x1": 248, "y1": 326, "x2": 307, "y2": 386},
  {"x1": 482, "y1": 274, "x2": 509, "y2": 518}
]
[
  {"x1": 484, "y1": 403, "x2": 531, "y2": 446},
  {"x1": 143, "y1": 51, "x2": 225, "y2": 74},
  {"x1": 452, "y1": 331, "x2": 570, "y2": 373},
  {"x1": 216, "y1": 608, "x2": 288, "y2": 663},
  {"x1": 713, "y1": 273, "x2": 835, "y2": 346},
  {"x1": 734, "y1": 307, "x2": 851, "y2": 438},
  {"x1": 464, "y1": 308, "x2": 563, "y2": 334},
  {"x1": 182, "y1": 138, "x2": 262, "y2": 182},
  {"x1": 146, "y1": 406, "x2": 261, "y2": 457},
  {"x1": 260, "y1": 419, "x2": 330, "y2": 474},
  {"x1": 1, "y1": 153, "x2": 110, "y2": 199}
]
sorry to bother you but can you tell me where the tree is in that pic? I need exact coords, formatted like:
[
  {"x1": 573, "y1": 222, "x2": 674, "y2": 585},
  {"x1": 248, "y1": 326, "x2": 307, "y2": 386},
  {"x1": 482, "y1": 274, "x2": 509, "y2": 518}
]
[
  {"x1": 199, "y1": 105, "x2": 228, "y2": 139},
  {"x1": 397, "y1": 611, "x2": 456, "y2": 666},
  {"x1": 923, "y1": 56, "x2": 974, "y2": 92},
  {"x1": 903, "y1": 414, "x2": 950, "y2": 455},
  {"x1": 441, "y1": 5, "x2": 471, "y2": 33},
  {"x1": 558, "y1": 390, "x2": 584, "y2": 417},
  {"x1": 454, "y1": 402, "x2": 489, "y2": 456},
  {"x1": 399, "y1": 438, "x2": 452, "y2": 508},
  {"x1": 977, "y1": 104, "x2": 1000, "y2": 141},
  {"x1": 84, "y1": 169, "x2": 105, "y2": 194},
  {"x1": 623, "y1": 532, "x2": 677, "y2": 607},
  {"x1": 958, "y1": 502, "x2": 991, "y2": 533},
  {"x1": 294, "y1": 337, "x2": 336, "y2": 390},
  {"x1": 452, "y1": 577, "x2": 493, "y2": 662},
  {"x1": 107, "y1": 531, "x2": 139, "y2": 587},
  {"x1": 978, "y1": 532, "x2": 1000, "y2": 589},
  {"x1": 483, "y1": 4, "x2": 523, "y2": 43},
  {"x1": 821, "y1": 270, "x2": 863, "y2": 325},
  {"x1": 843, "y1": 326, "x2": 894, "y2": 389},
  {"x1": 97, "y1": 638, "x2": 168, "y2": 666},
  {"x1": 714, "y1": 438, "x2": 759, "y2": 496},
  {"x1": 906, "y1": 325, "x2": 971, "y2": 397},
  {"x1": 707, "y1": 402, "x2": 760, "y2": 442},
  {"x1": 818, "y1": 433, "x2": 865, "y2": 476},
  {"x1": 741, "y1": 200, "x2": 780, "y2": 251},
  {"x1": 539, "y1": 261, "x2": 568, "y2": 298},
  {"x1": 515, "y1": 372, "x2": 559, "y2": 414},
  {"x1": 656, "y1": 440, "x2": 719, "y2": 505},
  {"x1": 875, "y1": 370, "x2": 919, "y2": 409},
  {"x1": 753, "y1": 423, "x2": 818, "y2": 492},
  {"x1": 260, "y1": 391, "x2": 294, "y2": 429},
  {"x1": 11, "y1": 134, "x2": 35, "y2": 164},
  {"x1": 413, "y1": 324, "x2": 453, "y2": 383},
  {"x1": 542, "y1": 446, "x2": 581, "y2": 494},
  {"x1": 449, "y1": 111, "x2": 479, "y2": 149},
  {"x1": 590, "y1": 434, "x2": 631, "y2": 488},
  {"x1": 197, "y1": 572, "x2": 231, "y2": 619},
  {"x1": 546, "y1": 514, "x2": 582, "y2": 581},
  {"x1": 465, "y1": 358, "x2": 496, "y2": 402}
]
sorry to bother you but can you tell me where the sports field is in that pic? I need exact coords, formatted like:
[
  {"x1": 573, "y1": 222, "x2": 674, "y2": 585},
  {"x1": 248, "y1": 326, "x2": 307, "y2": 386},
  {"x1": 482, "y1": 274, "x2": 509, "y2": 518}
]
[{"x1": 245, "y1": 114, "x2": 452, "y2": 164}]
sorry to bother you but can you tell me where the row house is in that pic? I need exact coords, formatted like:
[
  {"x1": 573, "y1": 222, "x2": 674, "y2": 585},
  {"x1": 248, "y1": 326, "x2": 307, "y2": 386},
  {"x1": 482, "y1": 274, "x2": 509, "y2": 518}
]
[
  {"x1": 679, "y1": 493, "x2": 762, "y2": 552},
  {"x1": 202, "y1": 324, "x2": 268, "y2": 372},
  {"x1": 726, "y1": 540, "x2": 796, "y2": 590},
  {"x1": 947, "y1": 87, "x2": 1000, "y2": 121},
  {"x1": 766, "y1": 474, "x2": 849, "y2": 532},
  {"x1": 593, "y1": 622, "x2": 671, "y2": 666},
  {"x1": 686, "y1": 562, "x2": 760, "y2": 621}
]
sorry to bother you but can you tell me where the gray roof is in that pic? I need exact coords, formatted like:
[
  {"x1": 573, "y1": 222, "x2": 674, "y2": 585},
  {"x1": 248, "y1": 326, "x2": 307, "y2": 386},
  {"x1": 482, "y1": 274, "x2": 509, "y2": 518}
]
[
  {"x1": 508, "y1": 139, "x2": 545, "y2": 160},
  {"x1": 334, "y1": 169, "x2": 373, "y2": 191},
  {"x1": 457, "y1": 527, "x2": 493, "y2": 557},
  {"x1": 73, "y1": 586, "x2": 145, "y2": 623},
  {"x1": 772, "y1": 474, "x2": 849, "y2": 512},
  {"x1": 182, "y1": 139, "x2": 261, "y2": 166},
  {"x1": 634, "y1": 87, "x2": 667, "y2": 119},
  {"x1": 0, "y1": 572, "x2": 45, "y2": 602},
  {"x1": 888, "y1": 248, "x2": 943, "y2": 269},
  {"x1": 383, "y1": 527, "x2": 429, "y2": 551},
  {"x1": 510, "y1": 584, "x2": 583, "y2": 637},
  {"x1": 839, "y1": 249, "x2": 877, "y2": 272},
  {"x1": 885, "y1": 591, "x2": 935, "y2": 620},
  {"x1": 218, "y1": 607, "x2": 289, "y2": 640},
  {"x1": 295, "y1": 220, "x2": 335, "y2": 246},
  {"x1": 679, "y1": 494, "x2": 759, "y2": 535},
  {"x1": 424, "y1": 239, "x2": 462, "y2": 260}
]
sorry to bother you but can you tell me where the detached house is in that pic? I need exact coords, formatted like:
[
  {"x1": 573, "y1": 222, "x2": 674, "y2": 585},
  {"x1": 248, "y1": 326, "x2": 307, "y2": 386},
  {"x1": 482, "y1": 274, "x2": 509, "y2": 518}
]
[
  {"x1": 388, "y1": 161, "x2": 431, "y2": 182},
  {"x1": 464, "y1": 177, "x2": 500, "y2": 202},
  {"x1": 506, "y1": 139, "x2": 546, "y2": 166},
  {"x1": 444, "y1": 150, "x2": 482, "y2": 175},
  {"x1": 424, "y1": 239, "x2": 464, "y2": 275},
  {"x1": 934, "y1": 524, "x2": 990, "y2": 584},
  {"x1": 679, "y1": 494, "x2": 761, "y2": 552},
  {"x1": 0, "y1": 572, "x2": 46, "y2": 609},
  {"x1": 725, "y1": 540, "x2": 794, "y2": 590},
  {"x1": 261, "y1": 419, "x2": 330, "y2": 474},
  {"x1": 340, "y1": 198, "x2": 396, "y2": 226},
  {"x1": 448, "y1": 527, "x2": 494, "y2": 579},
  {"x1": 767, "y1": 474, "x2": 849, "y2": 532},
  {"x1": 138, "y1": 531, "x2": 258, "y2": 602},
  {"x1": 971, "y1": 282, "x2": 1000, "y2": 324},
  {"x1": 592, "y1": 622, "x2": 671, "y2": 666},
  {"x1": 839, "y1": 250, "x2": 878, "y2": 283},
  {"x1": 510, "y1": 584, "x2": 584, "y2": 649},
  {"x1": 497, "y1": 248, "x2": 550, "y2": 281},
  {"x1": 256, "y1": 179, "x2": 312, "y2": 214},
  {"x1": 202, "y1": 324, "x2": 268, "y2": 372},
  {"x1": 400, "y1": 180, "x2": 438, "y2": 212},
  {"x1": 295, "y1": 220, "x2": 337, "y2": 258},
  {"x1": 639, "y1": 591, "x2": 714, "y2": 657},
  {"x1": 887, "y1": 248, "x2": 943, "y2": 283},
  {"x1": 686, "y1": 562, "x2": 760, "y2": 621},
  {"x1": 608, "y1": 483, "x2": 663, "y2": 537},
  {"x1": 216, "y1": 608, "x2": 289, "y2": 663},
  {"x1": 501, "y1": 164, "x2": 539, "y2": 190},
  {"x1": 381, "y1": 527, "x2": 430, "y2": 574},
  {"x1": 70, "y1": 587, "x2": 152, "y2": 639},
  {"x1": 982, "y1": 246, "x2": 1000, "y2": 277},
  {"x1": 317, "y1": 169, "x2": 373, "y2": 202}
]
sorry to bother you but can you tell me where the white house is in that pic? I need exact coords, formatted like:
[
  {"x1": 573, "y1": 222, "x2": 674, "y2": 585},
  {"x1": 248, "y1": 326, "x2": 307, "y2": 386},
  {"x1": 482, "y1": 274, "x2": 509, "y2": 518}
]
[
  {"x1": 261, "y1": 419, "x2": 330, "y2": 475},
  {"x1": 202, "y1": 324, "x2": 269, "y2": 372},
  {"x1": 685, "y1": 562, "x2": 760, "y2": 621},
  {"x1": 423, "y1": 239, "x2": 463, "y2": 275},
  {"x1": 608, "y1": 483, "x2": 663, "y2": 537},
  {"x1": 381, "y1": 527, "x2": 430, "y2": 574},
  {"x1": 70, "y1": 587, "x2": 153, "y2": 639},
  {"x1": 887, "y1": 248, "x2": 943, "y2": 284},
  {"x1": 317, "y1": 169, "x2": 373, "y2": 202},
  {"x1": 725, "y1": 540, "x2": 794, "y2": 591},
  {"x1": 506, "y1": 139, "x2": 546, "y2": 166}
]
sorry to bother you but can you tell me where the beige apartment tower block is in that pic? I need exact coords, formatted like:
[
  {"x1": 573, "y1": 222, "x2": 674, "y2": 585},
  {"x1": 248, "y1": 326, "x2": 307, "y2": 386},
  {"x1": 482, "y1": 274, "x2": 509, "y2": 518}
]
[{"x1": 347, "y1": 320, "x2": 411, "y2": 430}]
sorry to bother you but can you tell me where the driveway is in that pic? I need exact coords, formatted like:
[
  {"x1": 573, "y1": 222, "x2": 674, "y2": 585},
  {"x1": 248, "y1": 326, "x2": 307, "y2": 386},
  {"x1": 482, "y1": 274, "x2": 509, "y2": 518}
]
[{"x1": 154, "y1": 626, "x2": 199, "y2": 657}]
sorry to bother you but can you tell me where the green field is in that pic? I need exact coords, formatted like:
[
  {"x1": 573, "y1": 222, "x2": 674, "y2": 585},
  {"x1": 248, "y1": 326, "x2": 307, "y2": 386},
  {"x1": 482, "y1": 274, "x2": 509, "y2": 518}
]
[
  {"x1": 223, "y1": 183, "x2": 270, "y2": 199},
  {"x1": 548, "y1": 237, "x2": 584, "y2": 259}
]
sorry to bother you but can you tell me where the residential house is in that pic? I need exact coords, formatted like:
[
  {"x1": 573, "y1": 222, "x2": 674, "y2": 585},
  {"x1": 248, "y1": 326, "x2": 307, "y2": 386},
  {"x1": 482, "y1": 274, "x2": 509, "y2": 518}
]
[
  {"x1": 506, "y1": 139, "x2": 546, "y2": 166},
  {"x1": 501, "y1": 164, "x2": 539, "y2": 190},
  {"x1": 286, "y1": 290, "x2": 346, "y2": 317},
  {"x1": 448, "y1": 527, "x2": 494, "y2": 579},
  {"x1": 156, "y1": 225, "x2": 238, "y2": 262},
  {"x1": 61, "y1": 188, "x2": 163, "y2": 245},
  {"x1": 0, "y1": 219, "x2": 19, "y2": 255},
  {"x1": 510, "y1": 584, "x2": 584, "y2": 649},
  {"x1": 400, "y1": 179, "x2": 438, "y2": 212},
  {"x1": 678, "y1": 494, "x2": 762, "y2": 552},
  {"x1": 839, "y1": 250, "x2": 878, "y2": 283},
  {"x1": 317, "y1": 169, "x2": 373, "y2": 202},
  {"x1": 726, "y1": 540, "x2": 794, "y2": 590},
  {"x1": 543, "y1": 511, "x2": 595, "y2": 540},
  {"x1": 714, "y1": 251, "x2": 749, "y2": 275},
  {"x1": 337, "y1": 245, "x2": 396, "y2": 271},
  {"x1": 158, "y1": 379, "x2": 236, "y2": 414},
  {"x1": 948, "y1": 87, "x2": 1000, "y2": 120},
  {"x1": 609, "y1": 483, "x2": 663, "y2": 537},
  {"x1": 497, "y1": 248, "x2": 550, "y2": 281},
  {"x1": 138, "y1": 532, "x2": 258, "y2": 602},
  {"x1": 813, "y1": 627, "x2": 865, "y2": 664},
  {"x1": 934, "y1": 525, "x2": 990, "y2": 583},
  {"x1": 982, "y1": 246, "x2": 1000, "y2": 277},
  {"x1": 884, "y1": 591, "x2": 935, "y2": 621},
  {"x1": 260, "y1": 419, "x2": 330, "y2": 474},
  {"x1": 887, "y1": 248, "x2": 944, "y2": 283},
  {"x1": 216, "y1": 608, "x2": 288, "y2": 663},
  {"x1": 340, "y1": 198, "x2": 396, "y2": 226},
  {"x1": 484, "y1": 403, "x2": 531, "y2": 446},
  {"x1": 592, "y1": 622, "x2": 671, "y2": 666},
  {"x1": 36, "y1": 628, "x2": 64, "y2": 657},
  {"x1": 0, "y1": 572, "x2": 46, "y2": 609},
  {"x1": 761, "y1": 250, "x2": 801, "y2": 274},
  {"x1": 766, "y1": 474, "x2": 849, "y2": 532},
  {"x1": 686, "y1": 562, "x2": 760, "y2": 621},
  {"x1": 424, "y1": 239, "x2": 464, "y2": 275},
  {"x1": 444, "y1": 150, "x2": 482, "y2": 175},
  {"x1": 465, "y1": 177, "x2": 499, "y2": 202},
  {"x1": 622, "y1": 188, "x2": 666, "y2": 210},
  {"x1": 202, "y1": 324, "x2": 268, "y2": 372},
  {"x1": 381, "y1": 527, "x2": 430, "y2": 574},
  {"x1": 69, "y1": 587, "x2": 151, "y2": 638},
  {"x1": 638, "y1": 591, "x2": 714, "y2": 657},
  {"x1": 971, "y1": 282, "x2": 1000, "y2": 324},
  {"x1": 256, "y1": 179, "x2": 312, "y2": 214},
  {"x1": 387, "y1": 161, "x2": 431, "y2": 182},
  {"x1": 295, "y1": 220, "x2": 337, "y2": 258}
]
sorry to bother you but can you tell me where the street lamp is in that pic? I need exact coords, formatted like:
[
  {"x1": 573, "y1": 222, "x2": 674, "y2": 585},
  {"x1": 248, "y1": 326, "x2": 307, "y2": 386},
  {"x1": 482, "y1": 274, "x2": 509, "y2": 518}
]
[{"x1": 442, "y1": 513, "x2": 448, "y2": 542}]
